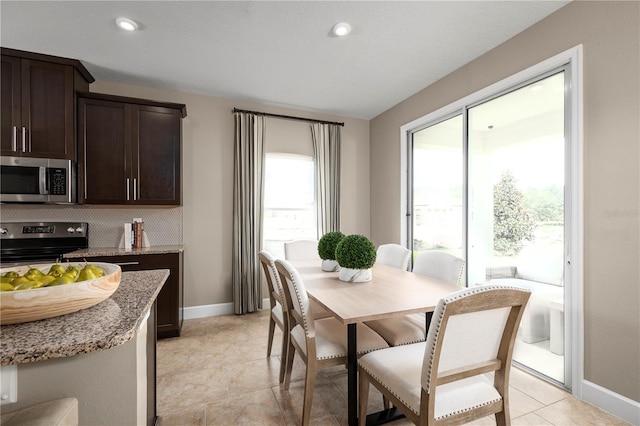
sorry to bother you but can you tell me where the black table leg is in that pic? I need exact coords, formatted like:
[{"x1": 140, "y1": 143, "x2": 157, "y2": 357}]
[
  {"x1": 425, "y1": 311, "x2": 433, "y2": 338},
  {"x1": 348, "y1": 323, "x2": 357, "y2": 426}
]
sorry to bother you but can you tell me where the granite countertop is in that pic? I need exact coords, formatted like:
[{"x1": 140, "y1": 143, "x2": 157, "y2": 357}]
[
  {"x1": 64, "y1": 245, "x2": 184, "y2": 259},
  {"x1": 0, "y1": 269, "x2": 169, "y2": 366}
]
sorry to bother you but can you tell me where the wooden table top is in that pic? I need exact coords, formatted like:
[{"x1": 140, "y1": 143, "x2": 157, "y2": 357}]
[{"x1": 290, "y1": 260, "x2": 462, "y2": 324}]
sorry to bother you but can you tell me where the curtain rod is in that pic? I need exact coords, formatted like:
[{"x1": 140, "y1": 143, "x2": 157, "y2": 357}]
[{"x1": 233, "y1": 108, "x2": 344, "y2": 127}]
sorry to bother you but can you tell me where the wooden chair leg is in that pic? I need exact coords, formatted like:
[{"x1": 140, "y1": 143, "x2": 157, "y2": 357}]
[
  {"x1": 278, "y1": 328, "x2": 288, "y2": 384},
  {"x1": 358, "y1": 371, "x2": 371, "y2": 426},
  {"x1": 267, "y1": 317, "x2": 276, "y2": 357},
  {"x1": 495, "y1": 410, "x2": 509, "y2": 426},
  {"x1": 283, "y1": 341, "x2": 296, "y2": 390},
  {"x1": 302, "y1": 361, "x2": 316, "y2": 426}
]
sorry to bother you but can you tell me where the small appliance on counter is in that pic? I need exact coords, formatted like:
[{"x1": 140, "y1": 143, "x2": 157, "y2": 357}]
[{"x1": 0, "y1": 222, "x2": 88, "y2": 266}]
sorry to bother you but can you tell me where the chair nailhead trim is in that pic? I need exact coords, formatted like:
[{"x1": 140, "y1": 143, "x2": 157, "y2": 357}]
[{"x1": 424, "y1": 285, "x2": 528, "y2": 387}]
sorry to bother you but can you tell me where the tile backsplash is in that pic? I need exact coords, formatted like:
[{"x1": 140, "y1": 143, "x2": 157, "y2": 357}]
[{"x1": 0, "y1": 205, "x2": 182, "y2": 248}]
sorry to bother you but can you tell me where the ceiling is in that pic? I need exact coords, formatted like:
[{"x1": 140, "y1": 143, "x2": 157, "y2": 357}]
[{"x1": 1, "y1": 1, "x2": 569, "y2": 120}]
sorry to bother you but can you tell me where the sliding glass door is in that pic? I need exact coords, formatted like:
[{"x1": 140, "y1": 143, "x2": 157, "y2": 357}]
[
  {"x1": 410, "y1": 114, "x2": 464, "y2": 261},
  {"x1": 409, "y1": 70, "x2": 569, "y2": 386}
]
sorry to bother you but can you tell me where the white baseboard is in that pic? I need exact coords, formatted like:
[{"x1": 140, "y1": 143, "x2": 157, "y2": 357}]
[
  {"x1": 183, "y1": 298, "x2": 270, "y2": 320},
  {"x1": 183, "y1": 303, "x2": 234, "y2": 319},
  {"x1": 581, "y1": 380, "x2": 639, "y2": 425}
]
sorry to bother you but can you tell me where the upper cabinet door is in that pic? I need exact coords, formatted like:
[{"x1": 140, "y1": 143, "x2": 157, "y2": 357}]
[
  {"x1": 78, "y1": 98, "x2": 131, "y2": 204},
  {"x1": 21, "y1": 59, "x2": 75, "y2": 159},
  {"x1": 132, "y1": 105, "x2": 181, "y2": 205},
  {"x1": 1, "y1": 56, "x2": 23, "y2": 155},
  {"x1": 1, "y1": 56, "x2": 76, "y2": 159}
]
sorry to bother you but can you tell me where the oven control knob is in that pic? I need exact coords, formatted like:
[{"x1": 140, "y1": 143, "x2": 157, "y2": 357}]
[
  {"x1": 0, "y1": 228, "x2": 7, "y2": 235},
  {"x1": 67, "y1": 227, "x2": 75, "y2": 233},
  {"x1": 75, "y1": 227, "x2": 84, "y2": 233}
]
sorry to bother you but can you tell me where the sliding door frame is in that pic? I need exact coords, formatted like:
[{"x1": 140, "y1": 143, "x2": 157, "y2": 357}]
[{"x1": 400, "y1": 45, "x2": 583, "y2": 395}]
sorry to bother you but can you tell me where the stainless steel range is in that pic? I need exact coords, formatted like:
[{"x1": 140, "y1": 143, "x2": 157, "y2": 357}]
[{"x1": 0, "y1": 222, "x2": 88, "y2": 266}]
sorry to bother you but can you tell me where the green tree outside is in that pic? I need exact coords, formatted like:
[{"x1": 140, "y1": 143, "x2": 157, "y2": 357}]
[{"x1": 493, "y1": 170, "x2": 537, "y2": 256}]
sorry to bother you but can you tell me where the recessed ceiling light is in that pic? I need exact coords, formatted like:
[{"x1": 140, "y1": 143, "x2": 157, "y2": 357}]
[
  {"x1": 332, "y1": 22, "x2": 351, "y2": 37},
  {"x1": 116, "y1": 17, "x2": 138, "y2": 31}
]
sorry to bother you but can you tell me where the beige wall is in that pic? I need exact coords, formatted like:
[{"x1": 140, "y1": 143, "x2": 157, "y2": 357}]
[
  {"x1": 92, "y1": 80, "x2": 370, "y2": 309},
  {"x1": 370, "y1": 1, "x2": 639, "y2": 401}
]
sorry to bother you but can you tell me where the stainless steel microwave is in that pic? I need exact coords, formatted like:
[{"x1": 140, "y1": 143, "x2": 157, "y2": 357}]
[{"x1": 0, "y1": 156, "x2": 76, "y2": 203}]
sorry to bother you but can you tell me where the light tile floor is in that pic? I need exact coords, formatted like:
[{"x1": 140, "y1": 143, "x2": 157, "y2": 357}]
[{"x1": 157, "y1": 310, "x2": 630, "y2": 426}]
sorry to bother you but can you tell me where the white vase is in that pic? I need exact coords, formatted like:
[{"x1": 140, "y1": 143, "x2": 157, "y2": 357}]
[
  {"x1": 321, "y1": 259, "x2": 340, "y2": 272},
  {"x1": 339, "y1": 267, "x2": 372, "y2": 283}
]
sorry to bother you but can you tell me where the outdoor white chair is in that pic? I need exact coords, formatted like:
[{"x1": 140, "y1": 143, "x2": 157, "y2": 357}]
[
  {"x1": 358, "y1": 285, "x2": 531, "y2": 426},
  {"x1": 275, "y1": 259, "x2": 389, "y2": 426},
  {"x1": 365, "y1": 251, "x2": 465, "y2": 346},
  {"x1": 376, "y1": 243, "x2": 411, "y2": 270},
  {"x1": 283, "y1": 240, "x2": 320, "y2": 261}
]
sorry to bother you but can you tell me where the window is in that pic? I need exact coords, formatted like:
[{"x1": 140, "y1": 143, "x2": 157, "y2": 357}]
[{"x1": 263, "y1": 154, "x2": 316, "y2": 258}]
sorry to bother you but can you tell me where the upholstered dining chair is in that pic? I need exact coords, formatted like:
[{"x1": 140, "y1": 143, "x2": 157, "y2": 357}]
[
  {"x1": 413, "y1": 251, "x2": 465, "y2": 285},
  {"x1": 358, "y1": 285, "x2": 531, "y2": 426},
  {"x1": 283, "y1": 239, "x2": 332, "y2": 320},
  {"x1": 376, "y1": 243, "x2": 412, "y2": 270},
  {"x1": 258, "y1": 250, "x2": 288, "y2": 383},
  {"x1": 365, "y1": 250, "x2": 466, "y2": 346},
  {"x1": 274, "y1": 259, "x2": 389, "y2": 426},
  {"x1": 283, "y1": 239, "x2": 321, "y2": 260}
]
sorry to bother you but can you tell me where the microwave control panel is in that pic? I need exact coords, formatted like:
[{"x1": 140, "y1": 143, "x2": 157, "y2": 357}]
[{"x1": 47, "y1": 168, "x2": 67, "y2": 195}]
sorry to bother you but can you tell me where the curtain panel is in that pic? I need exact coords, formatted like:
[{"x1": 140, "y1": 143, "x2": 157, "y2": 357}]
[
  {"x1": 232, "y1": 112, "x2": 266, "y2": 314},
  {"x1": 311, "y1": 123, "x2": 341, "y2": 235}
]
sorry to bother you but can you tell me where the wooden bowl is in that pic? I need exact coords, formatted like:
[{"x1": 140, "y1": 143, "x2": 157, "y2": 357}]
[{"x1": 0, "y1": 262, "x2": 121, "y2": 325}]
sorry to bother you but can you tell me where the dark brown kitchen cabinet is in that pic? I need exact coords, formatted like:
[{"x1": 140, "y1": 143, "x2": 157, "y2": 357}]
[
  {"x1": 1, "y1": 48, "x2": 93, "y2": 159},
  {"x1": 83, "y1": 252, "x2": 183, "y2": 339},
  {"x1": 78, "y1": 92, "x2": 186, "y2": 205}
]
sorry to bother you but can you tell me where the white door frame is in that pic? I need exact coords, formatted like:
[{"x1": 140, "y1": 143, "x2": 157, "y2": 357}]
[{"x1": 399, "y1": 45, "x2": 584, "y2": 395}]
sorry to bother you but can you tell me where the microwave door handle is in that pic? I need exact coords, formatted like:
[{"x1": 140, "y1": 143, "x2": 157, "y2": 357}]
[
  {"x1": 39, "y1": 167, "x2": 48, "y2": 195},
  {"x1": 12, "y1": 126, "x2": 17, "y2": 152}
]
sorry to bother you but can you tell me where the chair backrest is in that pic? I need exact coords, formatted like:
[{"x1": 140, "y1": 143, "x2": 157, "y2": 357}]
[
  {"x1": 283, "y1": 240, "x2": 320, "y2": 261},
  {"x1": 421, "y1": 285, "x2": 531, "y2": 396},
  {"x1": 376, "y1": 244, "x2": 411, "y2": 270},
  {"x1": 258, "y1": 250, "x2": 286, "y2": 309},
  {"x1": 274, "y1": 259, "x2": 315, "y2": 338},
  {"x1": 413, "y1": 250, "x2": 465, "y2": 285}
]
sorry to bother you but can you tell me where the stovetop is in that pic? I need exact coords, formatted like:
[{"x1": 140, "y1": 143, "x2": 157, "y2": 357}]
[{"x1": 0, "y1": 221, "x2": 89, "y2": 265}]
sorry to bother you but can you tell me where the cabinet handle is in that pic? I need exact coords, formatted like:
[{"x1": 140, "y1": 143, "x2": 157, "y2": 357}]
[
  {"x1": 126, "y1": 178, "x2": 130, "y2": 201},
  {"x1": 21, "y1": 127, "x2": 26, "y2": 152},
  {"x1": 11, "y1": 127, "x2": 17, "y2": 152},
  {"x1": 114, "y1": 261, "x2": 140, "y2": 266},
  {"x1": 133, "y1": 178, "x2": 137, "y2": 201}
]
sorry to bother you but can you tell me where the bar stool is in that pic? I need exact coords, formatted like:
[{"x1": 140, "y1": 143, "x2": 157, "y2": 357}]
[{"x1": 1, "y1": 397, "x2": 78, "y2": 426}]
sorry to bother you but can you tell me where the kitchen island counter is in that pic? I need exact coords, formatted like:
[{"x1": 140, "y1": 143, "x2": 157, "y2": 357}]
[
  {"x1": 64, "y1": 244, "x2": 184, "y2": 259},
  {"x1": 0, "y1": 269, "x2": 167, "y2": 425},
  {"x1": 0, "y1": 269, "x2": 168, "y2": 366}
]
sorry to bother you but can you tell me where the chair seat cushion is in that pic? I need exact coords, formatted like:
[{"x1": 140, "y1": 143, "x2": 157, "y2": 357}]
[
  {"x1": 365, "y1": 313, "x2": 426, "y2": 346},
  {"x1": 291, "y1": 318, "x2": 388, "y2": 360},
  {"x1": 272, "y1": 302, "x2": 284, "y2": 328},
  {"x1": 358, "y1": 343, "x2": 502, "y2": 420}
]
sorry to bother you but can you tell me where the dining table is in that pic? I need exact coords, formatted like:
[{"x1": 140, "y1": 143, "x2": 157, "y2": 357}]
[{"x1": 289, "y1": 259, "x2": 462, "y2": 426}]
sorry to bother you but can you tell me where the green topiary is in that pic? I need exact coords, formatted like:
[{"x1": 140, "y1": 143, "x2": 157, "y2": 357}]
[
  {"x1": 317, "y1": 231, "x2": 345, "y2": 260},
  {"x1": 335, "y1": 234, "x2": 377, "y2": 269}
]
